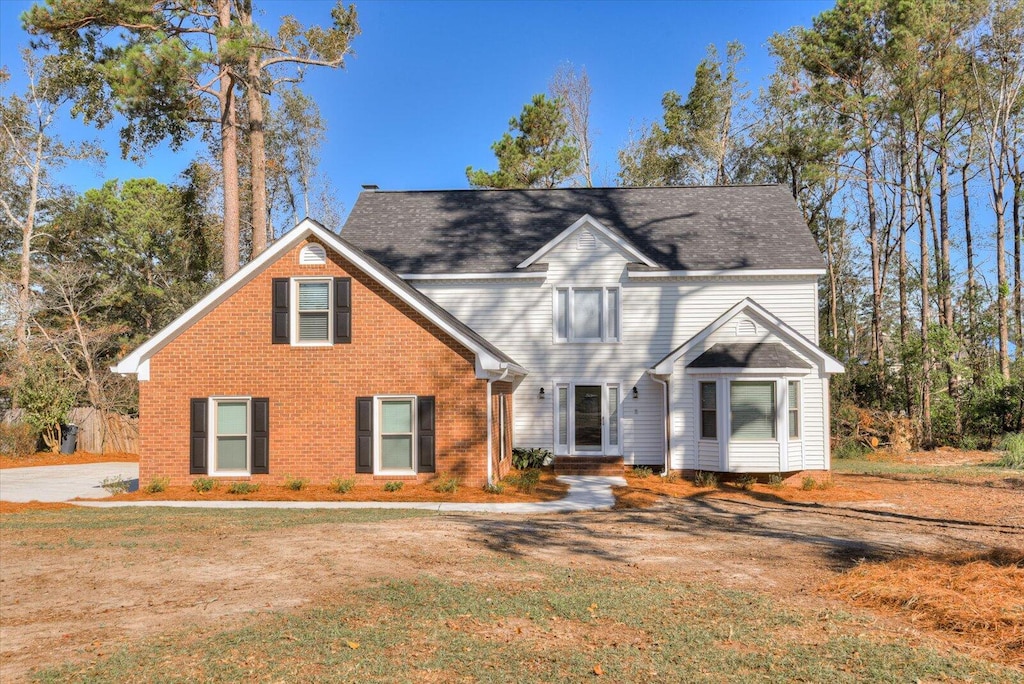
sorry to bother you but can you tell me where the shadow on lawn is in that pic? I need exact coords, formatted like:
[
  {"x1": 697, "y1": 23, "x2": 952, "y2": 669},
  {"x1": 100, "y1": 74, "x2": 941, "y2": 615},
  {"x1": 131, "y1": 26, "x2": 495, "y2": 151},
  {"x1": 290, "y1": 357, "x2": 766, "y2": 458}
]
[{"x1": 457, "y1": 514, "x2": 644, "y2": 563}]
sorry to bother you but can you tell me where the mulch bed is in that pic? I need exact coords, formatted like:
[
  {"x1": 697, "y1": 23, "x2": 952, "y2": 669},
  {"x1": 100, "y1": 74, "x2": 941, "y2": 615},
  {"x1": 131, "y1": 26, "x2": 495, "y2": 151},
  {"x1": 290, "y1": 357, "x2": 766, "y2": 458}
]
[
  {"x1": 613, "y1": 472, "x2": 879, "y2": 509},
  {"x1": 95, "y1": 470, "x2": 569, "y2": 504},
  {"x1": 0, "y1": 451, "x2": 139, "y2": 469},
  {"x1": 825, "y1": 548, "x2": 1024, "y2": 668}
]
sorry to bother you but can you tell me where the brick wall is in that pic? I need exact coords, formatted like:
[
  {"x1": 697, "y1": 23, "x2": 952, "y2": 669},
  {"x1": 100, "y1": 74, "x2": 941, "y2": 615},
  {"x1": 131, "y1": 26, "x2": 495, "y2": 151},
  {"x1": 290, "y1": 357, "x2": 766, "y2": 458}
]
[{"x1": 139, "y1": 237, "x2": 495, "y2": 487}]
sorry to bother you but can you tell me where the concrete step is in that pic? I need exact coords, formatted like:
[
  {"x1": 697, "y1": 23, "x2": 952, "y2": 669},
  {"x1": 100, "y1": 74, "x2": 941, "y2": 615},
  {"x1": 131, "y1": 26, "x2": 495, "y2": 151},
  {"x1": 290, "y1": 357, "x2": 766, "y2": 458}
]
[{"x1": 553, "y1": 455, "x2": 624, "y2": 476}]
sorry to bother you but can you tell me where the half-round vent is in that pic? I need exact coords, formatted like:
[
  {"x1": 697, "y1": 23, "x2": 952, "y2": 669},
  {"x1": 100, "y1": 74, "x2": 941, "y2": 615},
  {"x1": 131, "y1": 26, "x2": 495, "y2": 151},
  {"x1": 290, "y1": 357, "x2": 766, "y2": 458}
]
[
  {"x1": 299, "y1": 243, "x2": 327, "y2": 265},
  {"x1": 576, "y1": 230, "x2": 596, "y2": 251},
  {"x1": 736, "y1": 319, "x2": 758, "y2": 337}
]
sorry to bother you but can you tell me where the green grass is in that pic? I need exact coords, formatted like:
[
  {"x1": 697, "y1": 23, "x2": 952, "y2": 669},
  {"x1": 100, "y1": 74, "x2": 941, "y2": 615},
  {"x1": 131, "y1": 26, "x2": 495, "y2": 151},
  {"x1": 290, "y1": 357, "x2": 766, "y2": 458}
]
[
  {"x1": 832, "y1": 456, "x2": 1017, "y2": 482},
  {"x1": 30, "y1": 565, "x2": 1021, "y2": 683}
]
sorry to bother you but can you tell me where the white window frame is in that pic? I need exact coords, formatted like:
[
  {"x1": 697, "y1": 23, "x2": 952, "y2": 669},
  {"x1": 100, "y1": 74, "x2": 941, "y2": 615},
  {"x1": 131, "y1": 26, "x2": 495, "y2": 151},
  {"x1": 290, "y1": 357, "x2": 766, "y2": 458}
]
[
  {"x1": 551, "y1": 381, "x2": 623, "y2": 456},
  {"x1": 374, "y1": 395, "x2": 417, "y2": 476},
  {"x1": 552, "y1": 286, "x2": 621, "y2": 343},
  {"x1": 291, "y1": 276, "x2": 333, "y2": 346},
  {"x1": 208, "y1": 396, "x2": 251, "y2": 476},
  {"x1": 699, "y1": 381, "x2": 718, "y2": 441},
  {"x1": 788, "y1": 380, "x2": 802, "y2": 440}
]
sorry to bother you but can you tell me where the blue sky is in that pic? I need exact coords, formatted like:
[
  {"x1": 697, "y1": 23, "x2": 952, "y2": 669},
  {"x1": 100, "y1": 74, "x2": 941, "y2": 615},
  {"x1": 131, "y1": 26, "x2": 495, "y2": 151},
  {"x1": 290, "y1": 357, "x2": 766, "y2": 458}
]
[{"x1": 1, "y1": 0, "x2": 833, "y2": 220}]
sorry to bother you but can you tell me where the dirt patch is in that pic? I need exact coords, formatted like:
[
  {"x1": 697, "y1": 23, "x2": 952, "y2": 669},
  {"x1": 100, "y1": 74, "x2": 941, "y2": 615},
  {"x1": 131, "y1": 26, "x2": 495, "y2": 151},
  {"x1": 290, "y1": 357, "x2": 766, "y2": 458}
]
[
  {"x1": 93, "y1": 470, "x2": 568, "y2": 504},
  {"x1": 864, "y1": 447, "x2": 997, "y2": 466},
  {"x1": 0, "y1": 452, "x2": 138, "y2": 470},
  {"x1": 826, "y1": 548, "x2": 1024, "y2": 667}
]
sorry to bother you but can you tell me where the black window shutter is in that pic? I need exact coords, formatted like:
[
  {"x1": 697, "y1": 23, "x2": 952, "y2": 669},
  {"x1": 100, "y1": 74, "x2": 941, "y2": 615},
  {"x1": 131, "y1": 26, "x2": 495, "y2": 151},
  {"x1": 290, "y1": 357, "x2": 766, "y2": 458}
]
[
  {"x1": 251, "y1": 398, "x2": 270, "y2": 474},
  {"x1": 189, "y1": 398, "x2": 208, "y2": 474},
  {"x1": 272, "y1": 278, "x2": 289, "y2": 344},
  {"x1": 334, "y1": 277, "x2": 351, "y2": 344},
  {"x1": 417, "y1": 396, "x2": 435, "y2": 473},
  {"x1": 355, "y1": 396, "x2": 373, "y2": 473}
]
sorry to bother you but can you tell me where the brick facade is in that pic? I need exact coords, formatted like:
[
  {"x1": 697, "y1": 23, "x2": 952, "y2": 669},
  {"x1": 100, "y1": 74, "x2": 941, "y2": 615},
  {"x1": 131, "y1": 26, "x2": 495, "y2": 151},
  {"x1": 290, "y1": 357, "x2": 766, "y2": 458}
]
[{"x1": 139, "y1": 237, "x2": 503, "y2": 488}]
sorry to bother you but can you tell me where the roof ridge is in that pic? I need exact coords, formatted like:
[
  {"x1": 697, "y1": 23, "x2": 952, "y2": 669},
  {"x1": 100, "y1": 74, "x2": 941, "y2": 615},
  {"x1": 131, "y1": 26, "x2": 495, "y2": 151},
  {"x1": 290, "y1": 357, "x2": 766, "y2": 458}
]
[{"x1": 361, "y1": 184, "x2": 787, "y2": 194}]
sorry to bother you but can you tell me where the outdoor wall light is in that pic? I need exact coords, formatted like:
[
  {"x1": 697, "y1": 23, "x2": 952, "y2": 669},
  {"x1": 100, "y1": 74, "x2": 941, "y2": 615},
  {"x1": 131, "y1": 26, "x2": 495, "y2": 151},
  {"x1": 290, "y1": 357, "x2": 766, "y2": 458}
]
[
  {"x1": 632, "y1": 386, "x2": 639, "y2": 399},
  {"x1": 539, "y1": 387, "x2": 546, "y2": 399}
]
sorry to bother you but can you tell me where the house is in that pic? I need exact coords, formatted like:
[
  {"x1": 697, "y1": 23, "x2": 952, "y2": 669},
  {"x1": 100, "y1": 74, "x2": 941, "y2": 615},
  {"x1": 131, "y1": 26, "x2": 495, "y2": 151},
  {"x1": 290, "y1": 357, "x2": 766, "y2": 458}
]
[{"x1": 113, "y1": 184, "x2": 842, "y2": 488}]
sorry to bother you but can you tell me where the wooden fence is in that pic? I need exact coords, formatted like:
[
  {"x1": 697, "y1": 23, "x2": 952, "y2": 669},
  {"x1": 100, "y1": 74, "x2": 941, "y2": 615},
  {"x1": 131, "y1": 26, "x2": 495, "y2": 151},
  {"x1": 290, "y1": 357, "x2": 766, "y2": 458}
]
[{"x1": 2, "y1": 408, "x2": 138, "y2": 455}]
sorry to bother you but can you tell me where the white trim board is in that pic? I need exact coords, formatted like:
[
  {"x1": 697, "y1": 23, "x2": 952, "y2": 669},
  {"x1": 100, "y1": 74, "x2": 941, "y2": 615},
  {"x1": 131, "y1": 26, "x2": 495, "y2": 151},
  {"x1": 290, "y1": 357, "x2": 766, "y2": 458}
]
[
  {"x1": 111, "y1": 218, "x2": 526, "y2": 380},
  {"x1": 628, "y1": 268, "x2": 826, "y2": 279},
  {"x1": 517, "y1": 214, "x2": 659, "y2": 269}
]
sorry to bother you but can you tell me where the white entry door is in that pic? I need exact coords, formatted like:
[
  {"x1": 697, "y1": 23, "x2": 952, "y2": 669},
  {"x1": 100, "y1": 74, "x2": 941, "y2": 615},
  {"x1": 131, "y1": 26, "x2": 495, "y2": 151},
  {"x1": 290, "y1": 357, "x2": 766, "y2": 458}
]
[{"x1": 554, "y1": 382, "x2": 621, "y2": 455}]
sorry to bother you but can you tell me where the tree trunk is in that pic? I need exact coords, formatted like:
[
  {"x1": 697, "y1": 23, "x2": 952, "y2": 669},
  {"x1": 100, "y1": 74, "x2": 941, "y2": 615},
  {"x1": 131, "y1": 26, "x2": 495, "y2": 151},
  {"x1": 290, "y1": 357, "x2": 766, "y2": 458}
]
[
  {"x1": 241, "y1": 3, "x2": 268, "y2": 258},
  {"x1": 937, "y1": 93, "x2": 954, "y2": 330},
  {"x1": 218, "y1": 0, "x2": 240, "y2": 279},
  {"x1": 898, "y1": 135, "x2": 911, "y2": 418},
  {"x1": 16, "y1": 134, "x2": 43, "y2": 371},
  {"x1": 915, "y1": 122, "x2": 932, "y2": 446},
  {"x1": 963, "y1": 158, "x2": 976, "y2": 345},
  {"x1": 1013, "y1": 145, "x2": 1022, "y2": 359},
  {"x1": 863, "y1": 116, "x2": 884, "y2": 389}
]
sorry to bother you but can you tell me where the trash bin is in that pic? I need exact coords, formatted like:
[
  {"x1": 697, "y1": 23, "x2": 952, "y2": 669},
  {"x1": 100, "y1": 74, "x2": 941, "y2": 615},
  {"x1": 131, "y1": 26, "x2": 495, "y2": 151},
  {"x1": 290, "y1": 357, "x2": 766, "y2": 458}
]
[{"x1": 60, "y1": 424, "x2": 79, "y2": 454}]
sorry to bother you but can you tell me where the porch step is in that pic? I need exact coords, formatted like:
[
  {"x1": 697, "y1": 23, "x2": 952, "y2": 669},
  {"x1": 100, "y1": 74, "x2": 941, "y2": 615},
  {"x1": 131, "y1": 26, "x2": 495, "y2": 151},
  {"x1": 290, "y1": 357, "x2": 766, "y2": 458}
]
[{"x1": 553, "y1": 455, "x2": 625, "y2": 477}]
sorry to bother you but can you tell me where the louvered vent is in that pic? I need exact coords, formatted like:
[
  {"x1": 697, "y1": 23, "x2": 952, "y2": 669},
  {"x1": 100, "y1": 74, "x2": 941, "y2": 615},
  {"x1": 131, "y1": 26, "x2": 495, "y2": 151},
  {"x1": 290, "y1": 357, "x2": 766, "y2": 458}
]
[
  {"x1": 299, "y1": 243, "x2": 327, "y2": 265},
  {"x1": 576, "y1": 230, "x2": 596, "y2": 250},
  {"x1": 736, "y1": 319, "x2": 758, "y2": 337}
]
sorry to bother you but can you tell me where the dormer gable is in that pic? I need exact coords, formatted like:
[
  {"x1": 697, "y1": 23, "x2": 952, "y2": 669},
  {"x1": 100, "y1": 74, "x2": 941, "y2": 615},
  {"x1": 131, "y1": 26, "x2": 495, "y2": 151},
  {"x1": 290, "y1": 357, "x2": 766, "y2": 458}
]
[{"x1": 516, "y1": 214, "x2": 659, "y2": 269}]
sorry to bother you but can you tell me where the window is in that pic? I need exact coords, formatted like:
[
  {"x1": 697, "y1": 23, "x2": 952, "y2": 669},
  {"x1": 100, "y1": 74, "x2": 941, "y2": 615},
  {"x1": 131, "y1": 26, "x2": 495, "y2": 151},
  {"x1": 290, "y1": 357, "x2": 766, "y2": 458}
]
[
  {"x1": 213, "y1": 399, "x2": 248, "y2": 473},
  {"x1": 607, "y1": 386, "x2": 619, "y2": 447},
  {"x1": 378, "y1": 397, "x2": 415, "y2": 472},
  {"x1": 788, "y1": 381, "x2": 800, "y2": 439},
  {"x1": 295, "y1": 279, "x2": 331, "y2": 343},
  {"x1": 557, "y1": 386, "x2": 568, "y2": 446},
  {"x1": 730, "y1": 381, "x2": 776, "y2": 440},
  {"x1": 700, "y1": 382, "x2": 717, "y2": 440},
  {"x1": 554, "y1": 287, "x2": 621, "y2": 342}
]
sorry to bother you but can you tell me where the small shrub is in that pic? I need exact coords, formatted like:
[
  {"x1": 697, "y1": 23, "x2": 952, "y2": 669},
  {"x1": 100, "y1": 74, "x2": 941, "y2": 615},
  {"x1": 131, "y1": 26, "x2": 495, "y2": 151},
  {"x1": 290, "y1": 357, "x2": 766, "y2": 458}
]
[
  {"x1": 505, "y1": 468, "x2": 541, "y2": 493},
  {"x1": 801, "y1": 476, "x2": 817, "y2": 491},
  {"x1": 192, "y1": 477, "x2": 217, "y2": 493},
  {"x1": 100, "y1": 475, "x2": 129, "y2": 495},
  {"x1": 227, "y1": 481, "x2": 260, "y2": 495},
  {"x1": 767, "y1": 474, "x2": 784, "y2": 489},
  {"x1": 433, "y1": 473, "x2": 459, "y2": 493},
  {"x1": 833, "y1": 438, "x2": 868, "y2": 460},
  {"x1": 145, "y1": 476, "x2": 169, "y2": 494},
  {"x1": 996, "y1": 433, "x2": 1024, "y2": 469},
  {"x1": 818, "y1": 475, "x2": 835, "y2": 490},
  {"x1": 0, "y1": 422, "x2": 37, "y2": 458},
  {"x1": 664, "y1": 471, "x2": 680, "y2": 483},
  {"x1": 283, "y1": 475, "x2": 308, "y2": 491},
  {"x1": 633, "y1": 466, "x2": 653, "y2": 479},
  {"x1": 483, "y1": 482, "x2": 505, "y2": 494},
  {"x1": 958, "y1": 434, "x2": 980, "y2": 451},
  {"x1": 693, "y1": 471, "x2": 718, "y2": 488},
  {"x1": 329, "y1": 477, "x2": 356, "y2": 494},
  {"x1": 383, "y1": 480, "x2": 404, "y2": 492},
  {"x1": 512, "y1": 447, "x2": 551, "y2": 470},
  {"x1": 737, "y1": 474, "x2": 757, "y2": 490}
]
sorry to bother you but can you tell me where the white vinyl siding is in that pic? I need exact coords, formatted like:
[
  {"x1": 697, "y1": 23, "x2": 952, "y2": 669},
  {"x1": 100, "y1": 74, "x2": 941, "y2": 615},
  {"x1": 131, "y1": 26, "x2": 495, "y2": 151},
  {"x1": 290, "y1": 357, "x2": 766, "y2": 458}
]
[{"x1": 412, "y1": 225, "x2": 822, "y2": 468}]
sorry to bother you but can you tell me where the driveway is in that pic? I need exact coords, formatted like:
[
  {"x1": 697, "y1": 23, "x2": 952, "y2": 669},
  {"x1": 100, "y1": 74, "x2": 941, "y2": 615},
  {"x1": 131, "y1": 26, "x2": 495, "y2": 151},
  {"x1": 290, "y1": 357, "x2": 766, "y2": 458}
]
[{"x1": 0, "y1": 462, "x2": 139, "y2": 502}]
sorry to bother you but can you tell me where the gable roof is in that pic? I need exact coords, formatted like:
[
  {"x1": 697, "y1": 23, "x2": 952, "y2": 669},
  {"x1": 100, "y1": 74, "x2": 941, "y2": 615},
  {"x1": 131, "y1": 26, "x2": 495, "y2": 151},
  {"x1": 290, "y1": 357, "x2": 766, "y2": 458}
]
[
  {"x1": 651, "y1": 298, "x2": 844, "y2": 376},
  {"x1": 111, "y1": 219, "x2": 525, "y2": 380},
  {"x1": 517, "y1": 214, "x2": 659, "y2": 268},
  {"x1": 688, "y1": 343, "x2": 812, "y2": 370},
  {"x1": 341, "y1": 185, "x2": 825, "y2": 274}
]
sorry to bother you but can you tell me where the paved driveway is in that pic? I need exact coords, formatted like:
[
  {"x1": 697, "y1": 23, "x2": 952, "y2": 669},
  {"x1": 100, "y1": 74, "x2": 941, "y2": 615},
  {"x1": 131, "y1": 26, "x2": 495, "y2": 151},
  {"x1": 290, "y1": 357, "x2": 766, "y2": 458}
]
[{"x1": 0, "y1": 462, "x2": 139, "y2": 502}]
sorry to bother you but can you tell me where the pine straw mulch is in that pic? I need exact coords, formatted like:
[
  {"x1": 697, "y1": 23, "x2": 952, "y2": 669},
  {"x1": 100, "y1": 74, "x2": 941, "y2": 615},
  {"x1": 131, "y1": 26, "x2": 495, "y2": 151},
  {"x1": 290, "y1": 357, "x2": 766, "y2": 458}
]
[
  {"x1": 860, "y1": 446, "x2": 998, "y2": 467},
  {"x1": 613, "y1": 472, "x2": 879, "y2": 510},
  {"x1": 0, "y1": 451, "x2": 139, "y2": 469},
  {"x1": 94, "y1": 470, "x2": 568, "y2": 504},
  {"x1": 824, "y1": 548, "x2": 1024, "y2": 668},
  {"x1": 0, "y1": 501, "x2": 75, "y2": 515}
]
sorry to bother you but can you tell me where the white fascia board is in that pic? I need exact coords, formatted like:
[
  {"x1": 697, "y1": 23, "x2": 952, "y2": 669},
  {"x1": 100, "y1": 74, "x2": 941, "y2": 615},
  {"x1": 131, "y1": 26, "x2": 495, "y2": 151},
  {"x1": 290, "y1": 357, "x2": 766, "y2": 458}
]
[
  {"x1": 629, "y1": 268, "x2": 826, "y2": 279},
  {"x1": 400, "y1": 271, "x2": 546, "y2": 281},
  {"x1": 685, "y1": 367, "x2": 813, "y2": 376},
  {"x1": 111, "y1": 219, "x2": 325, "y2": 375},
  {"x1": 516, "y1": 214, "x2": 659, "y2": 269},
  {"x1": 651, "y1": 297, "x2": 844, "y2": 376}
]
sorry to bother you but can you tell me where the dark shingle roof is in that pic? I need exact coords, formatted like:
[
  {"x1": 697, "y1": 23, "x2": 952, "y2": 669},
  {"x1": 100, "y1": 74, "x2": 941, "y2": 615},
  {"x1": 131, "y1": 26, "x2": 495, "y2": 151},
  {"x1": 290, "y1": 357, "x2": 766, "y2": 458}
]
[
  {"x1": 688, "y1": 343, "x2": 812, "y2": 369},
  {"x1": 341, "y1": 185, "x2": 824, "y2": 274}
]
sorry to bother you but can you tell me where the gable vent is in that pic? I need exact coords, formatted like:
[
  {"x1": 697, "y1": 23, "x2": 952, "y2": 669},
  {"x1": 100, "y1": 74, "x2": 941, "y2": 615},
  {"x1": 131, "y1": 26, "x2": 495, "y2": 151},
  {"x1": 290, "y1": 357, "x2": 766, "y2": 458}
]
[
  {"x1": 299, "y1": 243, "x2": 327, "y2": 265},
  {"x1": 736, "y1": 319, "x2": 758, "y2": 337},
  {"x1": 576, "y1": 230, "x2": 596, "y2": 251}
]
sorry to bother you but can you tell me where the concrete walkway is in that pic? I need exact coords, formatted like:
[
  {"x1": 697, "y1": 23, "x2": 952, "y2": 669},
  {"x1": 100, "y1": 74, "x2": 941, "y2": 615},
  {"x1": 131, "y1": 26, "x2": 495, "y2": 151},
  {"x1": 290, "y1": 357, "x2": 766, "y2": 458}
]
[
  {"x1": 0, "y1": 462, "x2": 139, "y2": 503},
  {"x1": 1, "y1": 463, "x2": 624, "y2": 513}
]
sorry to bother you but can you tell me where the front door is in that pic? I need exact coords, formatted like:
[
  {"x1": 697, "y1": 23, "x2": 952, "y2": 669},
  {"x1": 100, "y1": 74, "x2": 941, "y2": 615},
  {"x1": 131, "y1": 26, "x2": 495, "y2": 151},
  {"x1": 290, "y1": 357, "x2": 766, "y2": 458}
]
[
  {"x1": 574, "y1": 385, "x2": 603, "y2": 452},
  {"x1": 554, "y1": 382, "x2": 621, "y2": 455}
]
